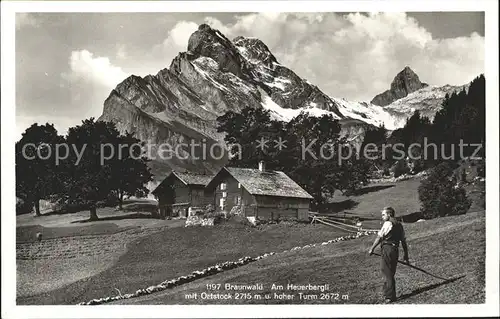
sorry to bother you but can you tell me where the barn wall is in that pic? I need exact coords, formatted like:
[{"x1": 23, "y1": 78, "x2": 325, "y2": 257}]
[
  {"x1": 155, "y1": 176, "x2": 176, "y2": 206},
  {"x1": 241, "y1": 189, "x2": 257, "y2": 217},
  {"x1": 204, "y1": 189, "x2": 215, "y2": 207},
  {"x1": 253, "y1": 196, "x2": 310, "y2": 221},
  {"x1": 190, "y1": 186, "x2": 205, "y2": 207},
  {"x1": 155, "y1": 177, "x2": 190, "y2": 219},
  {"x1": 172, "y1": 179, "x2": 190, "y2": 204},
  {"x1": 155, "y1": 176, "x2": 190, "y2": 205},
  {"x1": 157, "y1": 188, "x2": 174, "y2": 206},
  {"x1": 205, "y1": 169, "x2": 311, "y2": 221}
]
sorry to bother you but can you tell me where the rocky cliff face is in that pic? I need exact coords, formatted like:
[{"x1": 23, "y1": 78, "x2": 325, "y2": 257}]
[
  {"x1": 383, "y1": 83, "x2": 468, "y2": 121},
  {"x1": 371, "y1": 66, "x2": 428, "y2": 106},
  {"x1": 98, "y1": 24, "x2": 471, "y2": 181},
  {"x1": 99, "y1": 24, "x2": 350, "y2": 179}
]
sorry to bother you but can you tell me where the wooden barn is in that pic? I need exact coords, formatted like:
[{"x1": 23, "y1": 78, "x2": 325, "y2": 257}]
[
  {"x1": 152, "y1": 171, "x2": 214, "y2": 219},
  {"x1": 205, "y1": 162, "x2": 313, "y2": 221}
]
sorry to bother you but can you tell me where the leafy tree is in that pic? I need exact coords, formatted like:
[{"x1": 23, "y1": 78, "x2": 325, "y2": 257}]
[
  {"x1": 418, "y1": 162, "x2": 471, "y2": 219},
  {"x1": 217, "y1": 108, "x2": 370, "y2": 210},
  {"x1": 60, "y1": 118, "x2": 153, "y2": 220},
  {"x1": 110, "y1": 132, "x2": 154, "y2": 209},
  {"x1": 336, "y1": 155, "x2": 371, "y2": 195},
  {"x1": 15, "y1": 123, "x2": 65, "y2": 216},
  {"x1": 285, "y1": 112, "x2": 345, "y2": 208},
  {"x1": 217, "y1": 107, "x2": 276, "y2": 166}
]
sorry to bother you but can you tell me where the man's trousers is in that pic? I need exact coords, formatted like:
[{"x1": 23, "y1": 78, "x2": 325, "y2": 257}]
[{"x1": 381, "y1": 244, "x2": 399, "y2": 300}]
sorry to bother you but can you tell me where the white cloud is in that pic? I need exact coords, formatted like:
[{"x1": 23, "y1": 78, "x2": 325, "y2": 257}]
[
  {"x1": 197, "y1": 12, "x2": 484, "y2": 102},
  {"x1": 57, "y1": 50, "x2": 130, "y2": 124},
  {"x1": 63, "y1": 50, "x2": 129, "y2": 88},
  {"x1": 16, "y1": 13, "x2": 39, "y2": 30},
  {"x1": 169, "y1": 21, "x2": 199, "y2": 48},
  {"x1": 154, "y1": 21, "x2": 199, "y2": 64},
  {"x1": 116, "y1": 44, "x2": 127, "y2": 60}
]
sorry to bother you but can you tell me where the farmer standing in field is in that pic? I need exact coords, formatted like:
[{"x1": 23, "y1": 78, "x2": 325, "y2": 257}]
[{"x1": 368, "y1": 206, "x2": 409, "y2": 303}]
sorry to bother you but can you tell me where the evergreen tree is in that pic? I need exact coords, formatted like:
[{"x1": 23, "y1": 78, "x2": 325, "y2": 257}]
[
  {"x1": 431, "y1": 75, "x2": 485, "y2": 160},
  {"x1": 359, "y1": 124, "x2": 388, "y2": 171},
  {"x1": 418, "y1": 162, "x2": 471, "y2": 219}
]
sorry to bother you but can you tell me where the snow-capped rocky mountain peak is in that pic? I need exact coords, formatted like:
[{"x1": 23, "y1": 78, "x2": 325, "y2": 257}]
[
  {"x1": 98, "y1": 24, "x2": 473, "y2": 178},
  {"x1": 371, "y1": 66, "x2": 429, "y2": 106}
]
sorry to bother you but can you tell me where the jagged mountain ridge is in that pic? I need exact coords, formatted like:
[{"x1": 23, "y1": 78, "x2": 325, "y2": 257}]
[
  {"x1": 371, "y1": 66, "x2": 429, "y2": 106},
  {"x1": 99, "y1": 24, "x2": 354, "y2": 180},
  {"x1": 98, "y1": 24, "x2": 470, "y2": 181},
  {"x1": 383, "y1": 83, "x2": 469, "y2": 121}
]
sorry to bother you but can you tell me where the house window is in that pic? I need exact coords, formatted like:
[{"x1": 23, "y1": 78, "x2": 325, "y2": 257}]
[
  {"x1": 222, "y1": 192, "x2": 227, "y2": 198},
  {"x1": 237, "y1": 183, "x2": 241, "y2": 189},
  {"x1": 235, "y1": 195, "x2": 241, "y2": 205},
  {"x1": 220, "y1": 183, "x2": 227, "y2": 190},
  {"x1": 219, "y1": 198, "x2": 225, "y2": 210}
]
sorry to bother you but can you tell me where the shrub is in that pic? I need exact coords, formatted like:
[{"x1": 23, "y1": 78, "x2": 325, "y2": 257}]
[
  {"x1": 382, "y1": 167, "x2": 391, "y2": 176},
  {"x1": 418, "y1": 162, "x2": 472, "y2": 219},
  {"x1": 201, "y1": 205, "x2": 226, "y2": 223},
  {"x1": 393, "y1": 160, "x2": 410, "y2": 178},
  {"x1": 477, "y1": 159, "x2": 485, "y2": 178},
  {"x1": 461, "y1": 168, "x2": 467, "y2": 183},
  {"x1": 16, "y1": 197, "x2": 32, "y2": 215},
  {"x1": 411, "y1": 159, "x2": 425, "y2": 174}
]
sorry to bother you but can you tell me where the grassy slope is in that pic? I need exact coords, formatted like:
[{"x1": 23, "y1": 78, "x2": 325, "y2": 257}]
[
  {"x1": 115, "y1": 210, "x2": 485, "y2": 305},
  {"x1": 331, "y1": 178, "x2": 422, "y2": 216},
  {"x1": 17, "y1": 222, "x2": 350, "y2": 305},
  {"x1": 325, "y1": 178, "x2": 422, "y2": 229},
  {"x1": 17, "y1": 256, "x2": 119, "y2": 297},
  {"x1": 16, "y1": 174, "x2": 486, "y2": 305},
  {"x1": 16, "y1": 199, "x2": 160, "y2": 228},
  {"x1": 16, "y1": 224, "x2": 137, "y2": 243}
]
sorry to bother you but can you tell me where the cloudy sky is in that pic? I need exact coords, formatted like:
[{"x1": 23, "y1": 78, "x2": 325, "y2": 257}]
[{"x1": 15, "y1": 12, "x2": 484, "y2": 138}]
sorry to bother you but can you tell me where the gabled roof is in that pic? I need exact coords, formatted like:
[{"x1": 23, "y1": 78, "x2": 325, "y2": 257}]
[
  {"x1": 172, "y1": 171, "x2": 214, "y2": 186},
  {"x1": 152, "y1": 171, "x2": 214, "y2": 194},
  {"x1": 221, "y1": 167, "x2": 313, "y2": 199}
]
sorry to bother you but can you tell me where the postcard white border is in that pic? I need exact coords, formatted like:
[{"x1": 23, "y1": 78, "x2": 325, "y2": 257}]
[{"x1": 2, "y1": 1, "x2": 499, "y2": 318}]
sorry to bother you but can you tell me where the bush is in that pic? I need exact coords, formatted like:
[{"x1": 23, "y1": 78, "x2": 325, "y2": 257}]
[
  {"x1": 477, "y1": 159, "x2": 485, "y2": 178},
  {"x1": 382, "y1": 167, "x2": 391, "y2": 176},
  {"x1": 393, "y1": 160, "x2": 410, "y2": 178},
  {"x1": 460, "y1": 168, "x2": 467, "y2": 183},
  {"x1": 411, "y1": 159, "x2": 425, "y2": 174},
  {"x1": 418, "y1": 162, "x2": 471, "y2": 219},
  {"x1": 201, "y1": 204, "x2": 226, "y2": 223},
  {"x1": 16, "y1": 197, "x2": 32, "y2": 215}
]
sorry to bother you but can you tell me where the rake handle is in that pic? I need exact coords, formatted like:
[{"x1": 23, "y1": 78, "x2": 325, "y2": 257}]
[{"x1": 371, "y1": 252, "x2": 450, "y2": 281}]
